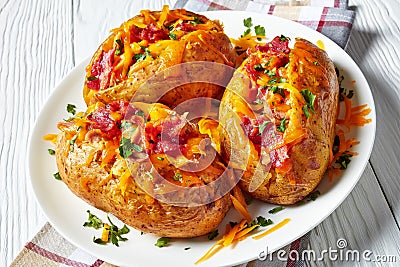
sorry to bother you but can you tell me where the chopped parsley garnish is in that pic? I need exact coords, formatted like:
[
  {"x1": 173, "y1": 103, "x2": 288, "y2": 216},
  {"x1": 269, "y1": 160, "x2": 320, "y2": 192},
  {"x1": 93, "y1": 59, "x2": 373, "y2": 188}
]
[
  {"x1": 248, "y1": 216, "x2": 273, "y2": 228},
  {"x1": 243, "y1": 17, "x2": 252, "y2": 28},
  {"x1": 53, "y1": 172, "x2": 62, "y2": 180},
  {"x1": 134, "y1": 109, "x2": 146, "y2": 119},
  {"x1": 69, "y1": 135, "x2": 77, "y2": 151},
  {"x1": 335, "y1": 67, "x2": 354, "y2": 101},
  {"x1": 313, "y1": 61, "x2": 319, "y2": 66},
  {"x1": 268, "y1": 78, "x2": 277, "y2": 85},
  {"x1": 87, "y1": 76, "x2": 98, "y2": 81},
  {"x1": 155, "y1": 237, "x2": 171, "y2": 248},
  {"x1": 300, "y1": 89, "x2": 316, "y2": 118},
  {"x1": 241, "y1": 17, "x2": 265, "y2": 40},
  {"x1": 169, "y1": 32, "x2": 177, "y2": 40},
  {"x1": 156, "y1": 156, "x2": 164, "y2": 161},
  {"x1": 115, "y1": 39, "x2": 124, "y2": 56},
  {"x1": 258, "y1": 120, "x2": 271, "y2": 135},
  {"x1": 133, "y1": 47, "x2": 152, "y2": 62},
  {"x1": 269, "y1": 86, "x2": 285, "y2": 98},
  {"x1": 277, "y1": 118, "x2": 287, "y2": 133},
  {"x1": 241, "y1": 28, "x2": 251, "y2": 37},
  {"x1": 335, "y1": 153, "x2": 353, "y2": 170},
  {"x1": 280, "y1": 78, "x2": 287, "y2": 83},
  {"x1": 190, "y1": 16, "x2": 202, "y2": 26},
  {"x1": 254, "y1": 99, "x2": 263, "y2": 105},
  {"x1": 264, "y1": 70, "x2": 276, "y2": 77},
  {"x1": 309, "y1": 190, "x2": 321, "y2": 201},
  {"x1": 279, "y1": 35, "x2": 290, "y2": 42},
  {"x1": 268, "y1": 206, "x2": 284, "y2": 214},
  {"x1": 207, "y1": 229, "x2": 219, "y2": 240},
  {"x1": 83, "y1": 210, "x2": 103, "y2": 229},
  {"x1": 48, "y1": 149, "x2": 55, "y2": 155},
  {"x1": 254, "y1": 25, "x2": 266, "y2": 40},
  {"x1": 173, "y1": 173, "x2": 182, "y2": 181},
  {"x1": 302, "y1": 106, "x2": 312, "y2": 119},
  {"x1": 66, "y1": 104, "x2": 76, "y2": 115},
  {"x1": 253, "y1": 64, "x2": 264, "y2": 71},
  {"x1": 84, "y1": 211, "x2": 130, "y2": 247},
  {"x1": 119, "y1": 137, "x2": 143, "y2": 158}
]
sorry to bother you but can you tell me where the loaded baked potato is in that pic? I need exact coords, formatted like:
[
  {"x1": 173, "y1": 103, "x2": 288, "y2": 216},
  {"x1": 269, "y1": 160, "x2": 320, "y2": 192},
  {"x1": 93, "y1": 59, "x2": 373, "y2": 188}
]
[
  {"x1": 83, "y1": 6, "x2": 236, "y2": 107},
  {"x1": 219, "y1": 37, "x2": 339, "y2": 205},
  {"x1": 55, "y1": 101, "x2": 231, "y2": 237}
]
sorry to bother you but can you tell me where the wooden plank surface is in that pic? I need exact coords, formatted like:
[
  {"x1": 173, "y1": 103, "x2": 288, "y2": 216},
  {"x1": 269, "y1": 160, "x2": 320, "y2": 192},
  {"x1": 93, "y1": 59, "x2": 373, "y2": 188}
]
[
  {"x1": 0, "y1": 1, "x2": 74, "y2": 266},
  {"x1": 1, "y1": 0, "x2": 400, "y2": 266}
]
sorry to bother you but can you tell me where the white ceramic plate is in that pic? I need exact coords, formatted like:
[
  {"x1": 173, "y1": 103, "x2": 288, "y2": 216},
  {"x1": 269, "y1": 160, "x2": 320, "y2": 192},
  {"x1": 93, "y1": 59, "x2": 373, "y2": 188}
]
[{"x1": 29, "y1": 11, "x2": 376, "y2": 267}]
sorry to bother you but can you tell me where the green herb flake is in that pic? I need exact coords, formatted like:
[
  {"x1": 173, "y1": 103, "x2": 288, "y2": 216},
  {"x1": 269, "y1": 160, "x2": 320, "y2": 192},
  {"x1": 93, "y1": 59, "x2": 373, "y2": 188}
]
[
  {"x1": 190, "y1": 16, "x2": 202, "y2": 26},
  {"x1": 336, "y1": 153, "x2": 353, "y2": 170},
  {"x1": 93, "y1": 237, "x2": 107, "y2": 245},
  {"x1": 253, "y1": 64, "x2": 264, "y2": 71},
  {"x1": 254, "y1": 99, "x2": 263, "y2": 105},
  {"x1": 119, "y1": 137, "x2": 143, "y2": 158},
  {"x1": 155, "y1": 237, "x2": 171, "y2": 248},
  {"x1": 277, "y1": 118, "x2": 287, "y2": 133},
  {"x1": 169, "y1": 32, "x2": 177, "y2": 40},
  {"x1": 48, "y1": 149, "x2": 55, "y2": 155},
  {"x1": 300, "y1": 89, "x2": 316, "y2": 118},
  {"x1": 156, "y1": 156, "x2": 164, "y2": 161},
  {"x1": 115, "y1": 39, "x2": 124, "y2": 56},
  {"x1": 66, "y1": 104, "x2": 76, "y2": 115},
  {"x1": 269, "y1": 86, "x2": 286, "y2": 98},
  {"x1": 258, "y1": 120, "x2": 271, "y2": 135},
  {"x1": 87, "y1": 76, "x2": 98, "y2": 81},
  {"x1": 264, "y1": 70, "x2": 276, "y2": 77},
  {"x1": 309, "y1": 190, "x2": 321, "y2": 201},
  {"x1": 313, "y1": 61, "x2": 319, "y2": 66},
  {"x1": 243, "y1": 17, "x2": 252, "y2": 28},
  {"x1": 207, "y1": 229, "x2": 219, "y2": 240},
  {"x1": 254, "y1": 25, "x2": 266, "y2": 40},
  {"x1": 279, "y1": 35, "x2": 290, "y2": 42},
  {"x1": 53, "y1": 172, "x2": 62, "y2": 180},
  {"x1": 241, "y1": 28, "x2": 251, "y2": 38},
  {"x1": 268, "y1": 206, "x2": 284, "y2": 214},
  {"x1": 302, "y1": 105, "x2": 311, "y2": 119},
  {"x1": 83, "y1": 210, "x2": 103, "y2": 229},
  {"x1": 173, "y1": 173, "x2": 182, "y2": 181}
]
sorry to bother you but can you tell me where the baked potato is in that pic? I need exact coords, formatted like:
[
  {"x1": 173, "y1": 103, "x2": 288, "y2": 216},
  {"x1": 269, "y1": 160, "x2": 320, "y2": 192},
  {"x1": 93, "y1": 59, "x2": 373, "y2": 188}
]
[
  {"x1": 83, "y1": 6, "x2": 236, "y2": 107},
  {"x1": 219, "y1": 37, "x2": 339, "y2": 205},
  {"x1": 55, "y1": 100, "x2": 231, "y2": 237}
]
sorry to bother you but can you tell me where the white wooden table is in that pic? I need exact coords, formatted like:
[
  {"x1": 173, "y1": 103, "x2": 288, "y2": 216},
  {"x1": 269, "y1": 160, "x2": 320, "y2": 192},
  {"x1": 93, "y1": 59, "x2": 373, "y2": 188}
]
[{"x1": 1, "y1": 0, "x2": 400, "y2": 266}]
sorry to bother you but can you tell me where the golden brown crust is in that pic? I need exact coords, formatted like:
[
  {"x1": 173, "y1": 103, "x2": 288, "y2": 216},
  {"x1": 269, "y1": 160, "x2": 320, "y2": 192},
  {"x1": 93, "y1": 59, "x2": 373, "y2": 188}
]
[{"x1": 220, "y1": 38, "x2": 339, "y2": 205}]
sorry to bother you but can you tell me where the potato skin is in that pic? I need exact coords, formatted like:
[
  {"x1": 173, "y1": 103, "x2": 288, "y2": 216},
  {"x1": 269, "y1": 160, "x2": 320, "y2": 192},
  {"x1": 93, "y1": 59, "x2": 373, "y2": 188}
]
[
  {"x1": 220, "y1": 38, "x2": 339, "y2": 205},
  {"x1": 55, "y1": 103, "x2": 231, "y2": 238},
  {"x1": 83, "y1": 10, "x2": 236, "y2": 108}
]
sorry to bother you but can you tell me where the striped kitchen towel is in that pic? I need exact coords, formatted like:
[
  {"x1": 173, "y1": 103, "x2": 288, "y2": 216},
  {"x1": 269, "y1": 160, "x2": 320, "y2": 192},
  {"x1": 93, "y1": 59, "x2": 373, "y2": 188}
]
[
  {"x1": 12, "y1": 1, "x2": 354, "y2": 266},
  {"x1": 174, "y1": 0, "x2": 355, "y2": 48}
]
